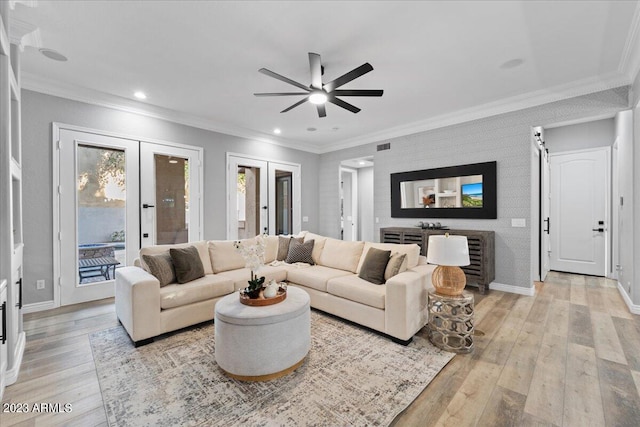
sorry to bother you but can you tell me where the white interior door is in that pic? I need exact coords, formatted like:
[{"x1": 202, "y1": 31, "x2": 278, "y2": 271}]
[
  {"x1": 269, "y1": 162, "x2": 301, "y2": 235},
  {"x1": 549, "y1": 147, "x2": 609, "y2": 276},
  {"x1": 140, "y1": 142, "x2": 202, "y2": 246},
  {"x1": 58, "y1": 130, "x2": 140, "y2": 306},
  {"x1": 541, "y1": 147, "x2": 551, "y2": 280},
  {"x1": 227, "y1": 155, "x2": 268, "y2": 239}
]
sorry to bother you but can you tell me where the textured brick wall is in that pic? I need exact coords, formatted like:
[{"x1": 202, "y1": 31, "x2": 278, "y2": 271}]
[{"x1": 318, "y1": 87, "x2": 629, "y2": 290}]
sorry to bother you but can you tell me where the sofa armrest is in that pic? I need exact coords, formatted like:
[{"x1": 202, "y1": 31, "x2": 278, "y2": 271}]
[
  {"x1": 385, "y1": 264, "x2": 434, "y2": 341},
  {"x1": 115, "y1": 266, "x2": 161, "y2": 343}
]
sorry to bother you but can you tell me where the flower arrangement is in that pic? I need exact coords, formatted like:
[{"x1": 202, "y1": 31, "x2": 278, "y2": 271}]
[{"x1": 234, "y1": 234, "x2": 267, "y2": 298}]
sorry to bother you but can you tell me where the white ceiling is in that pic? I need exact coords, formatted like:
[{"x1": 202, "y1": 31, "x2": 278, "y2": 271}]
[{"x1": 11, "y1": 1, "x2": 640, "y2": 153}]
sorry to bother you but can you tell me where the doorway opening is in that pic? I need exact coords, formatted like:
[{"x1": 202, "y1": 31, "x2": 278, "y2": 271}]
[
  {"x1": 532, "y1": 116, "x2": 618, "y2": 283},
  {"x1": 226, "y1": 154, "x2": 301, "y2": 240},
  {"x1": 339, "y1": 157, "x2": 374, "y2": 242}
]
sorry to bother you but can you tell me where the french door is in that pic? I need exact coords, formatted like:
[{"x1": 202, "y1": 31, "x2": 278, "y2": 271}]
[
  {"x1": 549, "y1": 147, "x2": 609, "y2": 276},
  {"x1": 58, "y1": 130, "x2": 140, "y2": 305},
  {"x1": 57, "y1": 130, "x2": 202, "y2": 306},
  {"x1": 140, "y1": 142, "x2": 202, "y2": 246},
  {"x1": 226, "y1": 154, "x2": 301, "y2": 239}
]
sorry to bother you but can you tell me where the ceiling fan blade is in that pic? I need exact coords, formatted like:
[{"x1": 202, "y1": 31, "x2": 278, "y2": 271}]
[
  {"x1": 280, "y1": 97, "x2": 309, "y2": 113},
  {"x1": 323, "y1": 63, "x2": 374, "y2": 92},
  {"x1": 331, "y1": 89, "x2": 383, "y2": 97},
  {"x1": 309, "y1": 52, "x2": 323, "y2": 90},
  {"x1": 259, "y1": 68, "x2": 311, "y2": 91},
  {"x1": 316, "y1": 104, "x2": 326, "y2": 118},
  {"x1": 329, "y1": 97, "x2": 361, "y2": 114},
  {"x1": 254, "y1": 92, "x2": 310, "y2": 96}
]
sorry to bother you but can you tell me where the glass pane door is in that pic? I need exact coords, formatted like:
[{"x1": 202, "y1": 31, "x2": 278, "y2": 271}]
[
  {"x1": 154, "y1": 154, "x2": 189, "y2": 245},
  {"x1": 140, "y1": 142, "x2": 201, "y2": 247},
  {"x1": 58, "y1": 130, "x2": 140, "y2": 306}
]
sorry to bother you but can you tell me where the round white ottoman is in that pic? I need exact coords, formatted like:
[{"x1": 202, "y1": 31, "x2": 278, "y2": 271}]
[{"x1": 214, "y1": 286, "x2": 310, "y2": 381}]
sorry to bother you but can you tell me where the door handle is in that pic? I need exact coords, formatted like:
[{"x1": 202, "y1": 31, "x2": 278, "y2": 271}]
[
  {"x1": 1, "y1": 301, "x2": 6, "y2": 344},
  {"x1": 142, "y1": 204, "x2": 155, "y2": 209},
  {"x1": 543, "y1": 218, "x2": 550, "y2": 234},
  {"x1": 592, "y1": 228, "x2": 604, "y2": 232},
  {"x1": 262, "y1": 206, "x2": 268, "y2": 210}
]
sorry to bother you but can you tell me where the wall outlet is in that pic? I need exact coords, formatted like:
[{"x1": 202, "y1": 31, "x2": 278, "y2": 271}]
[
  {"x1": 36, "y1": 279, "x2": 45, "y2": 290},
  {"x1": 511, "y1": 218, "x2": 526, "y2": 227},
  {"x1": 302, "y1": 216, "x2": 309, "y2": 222},
  {"x1": 375, "y1": 217, "x2": 379, "y2": 223}
]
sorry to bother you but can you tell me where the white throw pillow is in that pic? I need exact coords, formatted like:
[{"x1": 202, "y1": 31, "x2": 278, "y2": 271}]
[{"x1": 318, "y1": 238, "x2": 365, "y2": 273}]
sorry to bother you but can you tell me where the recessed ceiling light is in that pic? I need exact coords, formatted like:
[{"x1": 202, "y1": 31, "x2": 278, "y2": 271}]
[
  {"x1": 500, "y1": 58, "x2": 524, "y2": 70},
  {"x1": 307, "y1": 127, "x2": 317, "y2": 132},
  {"x1": 39, "y1": 48, "x2": 67, "y2": 62},
  {"x1": 273, "y1": 128, "x2": 281, "y2": 134},
  {"x1": 359, "y1": 161, "x2": 366, "y2": 166},
  {"x1": 134, "y1": 91, "x2": 147, "y2": 100}
]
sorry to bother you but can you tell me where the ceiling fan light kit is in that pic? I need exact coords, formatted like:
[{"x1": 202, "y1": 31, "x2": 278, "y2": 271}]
[{"x1": 254, "y1": 52, "x2": 383, "y2": 118}]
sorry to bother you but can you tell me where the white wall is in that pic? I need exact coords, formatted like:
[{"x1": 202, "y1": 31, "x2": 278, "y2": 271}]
[
  {"x1": 21, "y1": 90, "x2": 320, "y2": 305},
  {"x1": 544, "y1": 118, "x2": 615, "y2": 153},
  {"x1": 358, "y1": 167, "x2": 374, "y2": 242}
]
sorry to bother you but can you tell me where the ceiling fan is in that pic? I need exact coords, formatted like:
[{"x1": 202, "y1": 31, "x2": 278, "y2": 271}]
[{"x1": 254, "y1": 52, "x2": 383, "y2": 118}]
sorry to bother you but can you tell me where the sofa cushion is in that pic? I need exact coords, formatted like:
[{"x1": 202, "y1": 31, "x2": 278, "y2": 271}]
[
  {"x1": 263, "y1": 235, "x2": 279, "y2": 263},
  {"x1": 358, "y1": 248, "x2": 391, "y2": 285},
  {"x1": 286, "y1": 265, "x2": 352, "y2": 293},
  {"x1": 385, "y1": 252, "x2": 408, "y2": 281},
  {"x1": 327, "y1": 275, "x2": 386, "y2": 310},
  {"x1": 217, "y1": 265, "x2": 288, "y2": 291},
  {"x1": 159, "y1": 274, "x2": 234, "y2": 309},
  {"x1": 356, "y1": 242, "x2": 420, "y2": 273},
  {"x1": 139, "y1": 241, "x2": 213, "y2": 275},
  {"x1": 286, "y1": 239, "x2": 315, "y2": 264},
  {"x1": 318, "y1": 238, "x2": 364, "y2": 273},
  {"x1": 170, "y1": 246, "x2": 205, "y2": 284},
  {"x1": 208, "y1": 239, "x2": 252, "y2": 273},
  {"x1": 277, "y1": 236, "x2": 303, "y2": 261},
  {"x1": 141, "y1": 252, "x2": 176, "y2": 287},
  {"x1": 304, "y1": 232, "x2": 327, "y2": 264}
]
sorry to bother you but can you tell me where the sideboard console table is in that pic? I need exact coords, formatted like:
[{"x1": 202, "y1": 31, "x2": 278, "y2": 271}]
[{"x1": 380, "y1": 227, "x2": 495, "y2": 294}]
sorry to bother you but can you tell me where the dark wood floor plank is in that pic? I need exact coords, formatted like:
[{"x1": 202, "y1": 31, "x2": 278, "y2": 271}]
[
  {"x1": 568, "y1": 303, "x2": 594, "y2": 348},
  {"x1": 477, "y1": 385, "x2": 526, "y2": 427}
]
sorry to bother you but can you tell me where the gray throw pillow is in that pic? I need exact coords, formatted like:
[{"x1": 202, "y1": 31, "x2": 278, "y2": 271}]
[
  {"x1": 142, "y1": 252, "x2": 176, "y2": 287},
  {"x1": 277, "y1": 236, "x2": 303, "y2": 261},
  {"x1": 285, "y1": 239, "x2": 315, "y2": 264},
  {"x1": 384, "y1": 252, "x2": 407, "y2": 281},
  {"x1": 169, "y1": 246, "x2": 205, "y2": 284},
  {"x1": 358, "y1": 248, "x2": 391, "y2": 285}
]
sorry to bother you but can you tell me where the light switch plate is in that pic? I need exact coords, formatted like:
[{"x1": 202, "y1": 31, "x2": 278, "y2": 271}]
[
  {"x1": 302, "y1": 216, "x2": 309, "y2": 222},
  {"x1": 511, "y1": 218, "x2": 526, "y2": 227}
]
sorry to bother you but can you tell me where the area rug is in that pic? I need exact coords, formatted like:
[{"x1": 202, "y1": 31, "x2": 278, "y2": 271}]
[{"x1": 89, "y1": 310, "x2": 454, "y2": 427}]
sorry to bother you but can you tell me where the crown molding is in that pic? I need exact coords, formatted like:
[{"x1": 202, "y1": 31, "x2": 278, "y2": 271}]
[
  {"x1": 318, "y1": 71, "x2": 631, "y2": 154},
  {"x1": 20, "y1": 72, "x2": 323, "y2": 154},
  {"x1": 619, "y1": 0, "x2": 640, "y2": 82},
  {"x1": 23, "y1": 69, "x2": 631, "y2": 156},
  {"x1": 9, "y1": 18, "x2": 41, "y2": 50}
]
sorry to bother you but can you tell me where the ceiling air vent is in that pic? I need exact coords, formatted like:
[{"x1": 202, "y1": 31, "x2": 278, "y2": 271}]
[{"x1": 377, "y1": 142, "x2": 390, "y2": 151}]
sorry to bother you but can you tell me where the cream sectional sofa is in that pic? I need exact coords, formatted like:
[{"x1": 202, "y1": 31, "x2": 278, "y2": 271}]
[{"x1": 115, "y1": 232, "x2": 435, "y2": 346}]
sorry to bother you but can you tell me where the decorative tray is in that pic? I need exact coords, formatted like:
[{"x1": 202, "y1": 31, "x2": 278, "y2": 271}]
[{"x1": 239, "y1": 288, "x2": 287, "y2": 306}]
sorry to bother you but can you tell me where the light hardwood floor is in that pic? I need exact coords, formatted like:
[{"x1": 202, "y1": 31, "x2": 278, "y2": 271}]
[{"x1": 2, "y1": 272, "x2": 639, "y2": 426}]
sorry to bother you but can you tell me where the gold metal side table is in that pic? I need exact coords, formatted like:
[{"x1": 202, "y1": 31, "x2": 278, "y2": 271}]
[{"x1": 428, "y1": 290, "x2": 474, "y2": 353}]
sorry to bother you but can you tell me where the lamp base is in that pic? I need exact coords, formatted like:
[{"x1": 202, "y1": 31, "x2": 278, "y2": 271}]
[{"x1": 432, "y1": 265, "x2": 467, "y2": 296}]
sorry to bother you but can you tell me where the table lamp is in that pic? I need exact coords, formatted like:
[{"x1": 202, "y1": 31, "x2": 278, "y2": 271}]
[{"x1": 426, "y1": 233, "x2": 470, "y2": 296}]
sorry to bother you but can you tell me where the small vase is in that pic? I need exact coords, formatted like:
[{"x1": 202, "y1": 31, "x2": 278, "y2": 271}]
[{"x1": 246, "y1": 288, "x2": 261, "y2": 299}]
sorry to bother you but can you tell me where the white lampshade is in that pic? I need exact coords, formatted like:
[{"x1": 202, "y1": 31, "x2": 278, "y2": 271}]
[{"x1": 426, "y1": 235, "x2": 470, "y2": 266}]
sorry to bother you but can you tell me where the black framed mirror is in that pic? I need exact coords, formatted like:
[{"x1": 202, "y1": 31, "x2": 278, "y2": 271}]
[{"x1": 390, "y1": 161, "x2": 497, "y2": 219}]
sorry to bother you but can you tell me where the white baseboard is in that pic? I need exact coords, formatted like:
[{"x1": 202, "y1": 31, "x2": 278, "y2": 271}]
[
  {"x1": 489, "y1": 282, "x2": 536, "y2": 296},
  {"x1": 617, "y1": 282, "x2": 640, "y2": 315},
  {"x1": 22, "y1": 300, "x2": 57, "y2": 314},
  {"x1": 5, "y1": 331, "x2": 25, "y2": 386}
]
